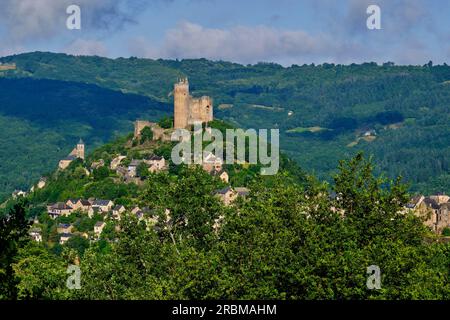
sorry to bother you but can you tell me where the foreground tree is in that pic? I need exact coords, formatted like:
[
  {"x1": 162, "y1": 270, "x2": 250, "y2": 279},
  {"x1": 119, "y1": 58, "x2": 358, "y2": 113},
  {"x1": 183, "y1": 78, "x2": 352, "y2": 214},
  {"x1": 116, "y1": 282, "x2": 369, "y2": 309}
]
[{"x1": 0, "y1": 202, "x2": 30, "y2": 299}]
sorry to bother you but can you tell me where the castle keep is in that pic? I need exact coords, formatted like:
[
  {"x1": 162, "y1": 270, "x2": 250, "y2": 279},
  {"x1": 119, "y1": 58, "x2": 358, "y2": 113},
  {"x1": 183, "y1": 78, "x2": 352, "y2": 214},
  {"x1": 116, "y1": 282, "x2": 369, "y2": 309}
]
[
  {"x1": 174, "y1": 78, "x2": 213, "y2": 129},
  {"x1": 134, "y1": 78, "x2": 214, "y2": 139}
]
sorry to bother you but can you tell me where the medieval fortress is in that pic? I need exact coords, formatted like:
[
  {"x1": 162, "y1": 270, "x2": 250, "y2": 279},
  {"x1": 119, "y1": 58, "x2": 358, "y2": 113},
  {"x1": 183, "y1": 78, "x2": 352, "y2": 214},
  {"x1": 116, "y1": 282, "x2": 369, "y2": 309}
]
[
  {"x1": 173, "y1": 78, "x2": 213, "y2": 129},
  {"x1": 134, "y1": 78, "x2": 213, "y2": 140}
]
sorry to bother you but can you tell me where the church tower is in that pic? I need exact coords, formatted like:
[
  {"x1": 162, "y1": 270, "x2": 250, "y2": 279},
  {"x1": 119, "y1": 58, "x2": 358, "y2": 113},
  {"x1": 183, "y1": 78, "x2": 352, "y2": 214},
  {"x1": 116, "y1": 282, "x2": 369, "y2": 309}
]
[
  {"x1": 76, "y1": 138, "x2": 85, "y2": 160},
  {"x1": 174, "y1": 78, "x2": 190, "y2": 129}
]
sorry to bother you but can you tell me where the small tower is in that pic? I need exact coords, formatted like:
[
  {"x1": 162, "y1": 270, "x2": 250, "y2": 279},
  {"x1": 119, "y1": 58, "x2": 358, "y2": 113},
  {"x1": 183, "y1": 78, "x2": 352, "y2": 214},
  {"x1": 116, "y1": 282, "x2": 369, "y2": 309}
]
[
  {"x1": 174, "y1": 78, "x2": 190, "y2": 129},
  {"x1": 76, "y1": 138, "x2": 85, "y2": 160}
]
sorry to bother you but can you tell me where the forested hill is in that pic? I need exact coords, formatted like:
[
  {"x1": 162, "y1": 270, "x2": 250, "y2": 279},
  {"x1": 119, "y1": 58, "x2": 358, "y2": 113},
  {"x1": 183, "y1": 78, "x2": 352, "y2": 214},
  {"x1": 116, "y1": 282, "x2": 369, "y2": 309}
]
[{"x1": 0, "y1": 51, "x2": 449, "y2": 200}]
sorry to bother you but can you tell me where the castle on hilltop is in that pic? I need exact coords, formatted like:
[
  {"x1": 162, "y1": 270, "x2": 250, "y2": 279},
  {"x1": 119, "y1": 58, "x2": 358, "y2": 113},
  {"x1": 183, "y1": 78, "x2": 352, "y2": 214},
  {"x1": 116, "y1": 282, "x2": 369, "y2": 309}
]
[
  {"x1": 173, "y1": 78, "x2": 213, "y2": 129},
  {"x1": 134, "y1": 78, "x2": 214, "y2": 139}
]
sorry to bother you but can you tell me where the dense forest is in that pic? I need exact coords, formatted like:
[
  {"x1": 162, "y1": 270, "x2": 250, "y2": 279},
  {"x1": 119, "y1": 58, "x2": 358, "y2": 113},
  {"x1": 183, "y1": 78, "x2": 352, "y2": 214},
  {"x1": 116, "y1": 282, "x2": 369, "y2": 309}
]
[
  {"x1": 0, "y1": 132, "x2": 448, "y2": 300},
  {"x1": 0, "y1": 52, "x2": 449, "y2": 200}
]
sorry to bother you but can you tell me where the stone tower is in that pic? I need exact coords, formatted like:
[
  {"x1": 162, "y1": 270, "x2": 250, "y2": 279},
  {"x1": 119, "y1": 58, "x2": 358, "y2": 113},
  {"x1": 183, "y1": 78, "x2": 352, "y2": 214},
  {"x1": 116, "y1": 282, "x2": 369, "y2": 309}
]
[
  {"x1": 76, "y1": 138, "x2": 85, "y2": 160},
  {"x1": 174, "y1": 78, "x2": 190, "y2": 129}
]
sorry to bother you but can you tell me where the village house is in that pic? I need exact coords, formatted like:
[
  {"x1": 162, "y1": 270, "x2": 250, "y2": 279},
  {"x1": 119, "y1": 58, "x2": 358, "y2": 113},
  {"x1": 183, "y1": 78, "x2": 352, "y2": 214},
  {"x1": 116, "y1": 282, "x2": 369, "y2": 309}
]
[
  {"x1": 144, "y1": 155, "x2": 166, "y2": 173},
  {"x1": 128, "y1": 160, "x2": 143, "y2": 178},
  {"x1": 29, "y1": 228, "x2": 42, "y2": 242},
  {"x1": 406, "y1": 194, "x2": 450, "y2": 233},
  {"x1": 57, "y1": 223, "x2": 73, "y2": 234},
  {"x1": 215, "y1": 187, "x2": 237, "y2": 206},
  {"x1": 131, "y1": 206, "x2": 154, "y2": 221},
  {"x1": 66, "y1": 199, "x2": 91, "y2": 212},
  {"x1": 47, "y1": 202, "x2": 73, "y2": 218},
  {"x1": 215, "y1": 186, "x2": 250, "y2": 206},
  {"x1": 201, "y1": 151, "x2": 223, "y2": 173},
  {"x1": 91, "y1": 200, "x2": 114, "y2": 213},
  {"x1": 112, "y1": 205, "x2": 126, "y2": 220},
  {"x1": 59, "y1": 233, "x2": 72, "y2": 245},
  {"x1": 94, "y1": 221, "x2": 106, "y2": 235}
]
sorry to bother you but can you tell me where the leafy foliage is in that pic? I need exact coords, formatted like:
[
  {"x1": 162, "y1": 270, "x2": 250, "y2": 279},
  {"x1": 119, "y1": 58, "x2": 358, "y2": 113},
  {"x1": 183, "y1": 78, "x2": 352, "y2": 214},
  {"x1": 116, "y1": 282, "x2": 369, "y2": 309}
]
[{"x1": 2, "y1": 151, "x2": 448, "y2": 300}]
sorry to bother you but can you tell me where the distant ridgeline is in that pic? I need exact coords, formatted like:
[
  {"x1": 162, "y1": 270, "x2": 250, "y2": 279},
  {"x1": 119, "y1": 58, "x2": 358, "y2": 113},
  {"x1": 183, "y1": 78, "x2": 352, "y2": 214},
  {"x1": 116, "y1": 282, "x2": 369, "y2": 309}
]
[{"x1": 0, "y1": 52, "x2": 449, "y2": 201}]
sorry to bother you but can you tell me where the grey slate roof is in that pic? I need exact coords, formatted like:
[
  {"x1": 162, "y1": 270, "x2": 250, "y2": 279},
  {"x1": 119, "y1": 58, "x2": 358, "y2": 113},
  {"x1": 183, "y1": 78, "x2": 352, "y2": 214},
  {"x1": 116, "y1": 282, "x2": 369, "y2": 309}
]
[
  {"x1": 92, "y1": 200, "x2": 112, "y2": 206},
  {"x1": 215, "y1": 187, "x2": 233, "y2": 195}
]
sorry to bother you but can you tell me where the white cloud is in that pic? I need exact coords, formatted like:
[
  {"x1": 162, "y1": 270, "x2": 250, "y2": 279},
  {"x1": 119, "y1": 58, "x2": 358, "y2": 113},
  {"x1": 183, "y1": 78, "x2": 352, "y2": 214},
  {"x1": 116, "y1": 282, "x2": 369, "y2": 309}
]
[
  {"x1": 0, "y1": 0, "x2": 148, "y2": 41},
  {"x1": 129, "y1": 21, "x2": 357, "y2": 65}
]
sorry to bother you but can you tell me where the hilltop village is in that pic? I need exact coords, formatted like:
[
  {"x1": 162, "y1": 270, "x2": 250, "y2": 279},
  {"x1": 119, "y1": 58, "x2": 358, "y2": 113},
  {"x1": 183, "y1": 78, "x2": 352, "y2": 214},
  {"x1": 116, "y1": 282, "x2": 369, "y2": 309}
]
[
  {"x1": 10, "y1": 78, "x2": 450, "y2": 246},
  {"x1": 23, "y1": 79, "x2": 250, "y2": 244}
]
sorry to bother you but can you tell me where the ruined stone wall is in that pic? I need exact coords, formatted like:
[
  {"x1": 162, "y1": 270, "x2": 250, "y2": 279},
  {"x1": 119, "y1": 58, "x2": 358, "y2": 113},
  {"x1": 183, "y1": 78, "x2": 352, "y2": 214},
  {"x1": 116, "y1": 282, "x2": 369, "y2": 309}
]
[{"x1": 134, "y1": 120, "x2": 154, "y2": 138}]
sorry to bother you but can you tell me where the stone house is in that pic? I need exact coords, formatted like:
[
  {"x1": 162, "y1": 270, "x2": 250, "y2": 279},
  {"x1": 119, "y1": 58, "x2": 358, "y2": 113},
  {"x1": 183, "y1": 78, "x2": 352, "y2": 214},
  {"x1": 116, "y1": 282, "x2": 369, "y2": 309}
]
[
  {"x1": 59, "y1": 233, "x2": 72, "y2": 245},
  {"x1": 128, "y1": 160, "x2": 143, "y2": 178},
  {"x1": 112, "y1": 205, "x2": 126, "y2": 220},
  {"x1": 215, "y1": 187, "x2": 237, "y2": 206},
  {"x1": 144, "y1": 155, "x2": 166, "y2": 172},
  {"x1": 94, "y1": 221, "x2": 106, "y2": 235},
  {"x1": 57, "y1": 223, "x2": 73, "y2": 234},
  {"x1": 215, "y1": 186, "x2": 250, "y2": 206},
  {"x1": 66, "y1": 199, "x2": 91, "y2": 212},
  {"x1": 91, "y1": 200, "x2": 114, "y2": 213},
  {"x1": 48, "y1": 202, "x2": 73, "y2": 218},
  {"x1": 406, "y1": 194, "x2": 450, "y2": 233},
  {"x1": 202, "y1": 151, "x2": 223, "y2": 173}
]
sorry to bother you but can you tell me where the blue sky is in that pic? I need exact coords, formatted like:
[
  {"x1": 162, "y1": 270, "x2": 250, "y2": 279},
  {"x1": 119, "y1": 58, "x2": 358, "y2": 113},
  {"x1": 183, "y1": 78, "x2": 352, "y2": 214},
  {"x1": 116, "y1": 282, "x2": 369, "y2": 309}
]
[{"x1": 0, "y1": 0, "x2": 449, "y2": 65}]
